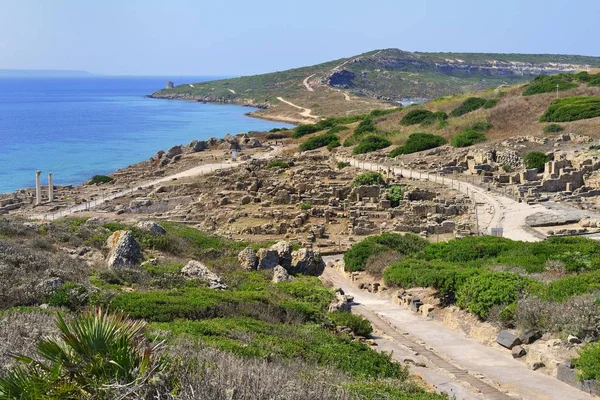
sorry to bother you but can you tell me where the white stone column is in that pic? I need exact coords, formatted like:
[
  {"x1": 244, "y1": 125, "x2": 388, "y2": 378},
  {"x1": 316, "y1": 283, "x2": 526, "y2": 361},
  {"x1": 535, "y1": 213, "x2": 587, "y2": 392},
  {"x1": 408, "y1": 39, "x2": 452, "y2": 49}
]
[
  {"x1": 48, "y1": 173, "x2": 54, "y2": 202},
  {"x1": 35, "y1": 170, "x2": 42, "y2": 205}
]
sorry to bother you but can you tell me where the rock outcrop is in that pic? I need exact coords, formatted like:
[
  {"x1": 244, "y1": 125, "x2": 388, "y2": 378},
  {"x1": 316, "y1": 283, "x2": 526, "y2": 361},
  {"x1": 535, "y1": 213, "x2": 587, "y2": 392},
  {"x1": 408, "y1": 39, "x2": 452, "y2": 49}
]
[
  {"x1": 238, "y1": 247, "x2": 258, "y2": 270},
  {"x1": 137, "y1": 221, "x2": 167, "y2": 235},
  {"x1": 272, "y1": 265, "x2": 292, "y2": 283},
  {"x1": 181, "y1": 260, "x2": 227, "y2": 290},
  {"x1": 290, "y1": 248, "x2": 325, "y2": 276},
  {"x1": 106, "y1": 230, "x2": 142, "y2": 270}
]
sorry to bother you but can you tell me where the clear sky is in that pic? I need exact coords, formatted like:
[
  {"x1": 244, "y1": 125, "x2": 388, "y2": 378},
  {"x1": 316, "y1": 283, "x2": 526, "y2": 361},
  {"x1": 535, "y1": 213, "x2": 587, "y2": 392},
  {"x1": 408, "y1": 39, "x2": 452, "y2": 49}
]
[{"x1": 0, "y1": 0, "x2": 598, "y2": 76}]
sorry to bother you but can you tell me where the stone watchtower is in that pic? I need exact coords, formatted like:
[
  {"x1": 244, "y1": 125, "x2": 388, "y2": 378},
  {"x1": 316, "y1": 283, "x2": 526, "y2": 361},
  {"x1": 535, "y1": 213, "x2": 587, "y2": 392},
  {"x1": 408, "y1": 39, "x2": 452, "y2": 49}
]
[{"x1": 166, "y1": 81, "x2": 174, "y2": 89}]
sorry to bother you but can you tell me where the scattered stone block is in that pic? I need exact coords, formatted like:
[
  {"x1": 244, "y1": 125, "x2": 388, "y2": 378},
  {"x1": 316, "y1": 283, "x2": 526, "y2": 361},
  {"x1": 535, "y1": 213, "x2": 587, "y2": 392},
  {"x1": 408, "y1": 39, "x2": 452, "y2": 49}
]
[
  {"x1": 496, "y1": 330, "x2": 521, "y2": 349},
  {"x1": 519, "y1": 329, "x2": 541, "y2": 345},
  {"x1": 511, "y1": 345, "x2": 527, "y2": 359}
]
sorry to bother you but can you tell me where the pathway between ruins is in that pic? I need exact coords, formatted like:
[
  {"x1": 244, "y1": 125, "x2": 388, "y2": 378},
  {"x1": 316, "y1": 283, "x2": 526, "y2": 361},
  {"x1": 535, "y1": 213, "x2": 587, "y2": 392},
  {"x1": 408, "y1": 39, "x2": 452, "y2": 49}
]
[
  {"x1": 336, "y1": 156, "x2": 562, "y2": 242},
  {"x1": 322, "y1": 259, "x2": 595, "y2": 400}
]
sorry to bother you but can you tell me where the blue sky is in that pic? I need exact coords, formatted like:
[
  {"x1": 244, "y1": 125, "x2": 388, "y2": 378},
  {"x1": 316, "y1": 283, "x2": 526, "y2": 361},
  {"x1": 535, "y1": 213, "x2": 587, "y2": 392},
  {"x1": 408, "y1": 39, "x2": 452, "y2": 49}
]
[{"x1": 0, "y1": 0, "x2": 598, "y2": 75}]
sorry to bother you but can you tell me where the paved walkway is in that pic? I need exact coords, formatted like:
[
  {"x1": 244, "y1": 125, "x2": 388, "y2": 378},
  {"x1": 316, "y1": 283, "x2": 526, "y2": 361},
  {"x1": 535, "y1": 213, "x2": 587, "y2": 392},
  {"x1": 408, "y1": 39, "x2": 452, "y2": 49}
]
[
  {"x1": 336, "y1": 156, "x2": 562, "y2": 242},
  {"x1": 322, "y1": 261, "x2": 594, "y2": 400}
]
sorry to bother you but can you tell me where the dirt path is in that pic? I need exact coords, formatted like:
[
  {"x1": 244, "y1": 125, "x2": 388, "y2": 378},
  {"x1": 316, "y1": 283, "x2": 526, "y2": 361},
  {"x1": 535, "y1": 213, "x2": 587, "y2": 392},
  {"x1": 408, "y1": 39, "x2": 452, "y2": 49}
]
[
  {"x1": 337, "y1": 156, "x2": 558, "y2": 242},
  {"x1": 302, "y1": 73, "x2": 315, "y2": 92},
  {"x1": 276, "y1": 96, "x2": 319, "y2": 119},
  {"x1": 322, "y1": 262, "x2": 594, "y2": 400},
  {"x1": 228, "y1": 89, "x2": 236, "y2": 94}
]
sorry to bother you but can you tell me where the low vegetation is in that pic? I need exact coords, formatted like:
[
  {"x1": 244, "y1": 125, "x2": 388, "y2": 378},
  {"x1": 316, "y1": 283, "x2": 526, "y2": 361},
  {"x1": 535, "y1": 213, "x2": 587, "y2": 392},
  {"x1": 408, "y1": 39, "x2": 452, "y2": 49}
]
[
  {"x1": 352, "y1": 135, "x2": 391, "y2": 154},
  {"x1": 544, "y1": 123, "x2": 564, "y2": 133},
  {"x1": 540, "y1": 96, "x2": 600, "y2": 122},
  {"x1": 267, "y1": 160, "x2": 290, "y2": 169},
  {"x1": 351, "y1": 172, "x2": 386, "y2": 187},
  {"x1": 86, "y1": 175, "x2": 113, "y2": 185},
  {"x1": 522, "y1": 74, "x2": 579, "y2": 96},
  {"x1": 300, "y1": 133, "x2": 339, "y2": 151},
  {"x1": 449, "y1": 97, "x2": 488, "y2": 117},
  {"x1": 524, "y1": 151, "x2": 550, "y2": 172},
  {"x1": 450, "y1": 129, "x2": 487, "y2": 147},
  {"x1": 389, "y1": 133, "x2": 446, "y2": 157},
  {"x1": 400, "y1": 109, "x2": 447, "y2": 126}
]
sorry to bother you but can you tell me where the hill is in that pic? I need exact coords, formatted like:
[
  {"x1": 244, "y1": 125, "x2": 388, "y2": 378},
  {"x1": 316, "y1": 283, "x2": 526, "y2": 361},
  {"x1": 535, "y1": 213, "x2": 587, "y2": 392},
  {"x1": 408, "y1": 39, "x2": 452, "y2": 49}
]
[{"x1": 150, "y1": 49, "x2": 600, "y2": 123}]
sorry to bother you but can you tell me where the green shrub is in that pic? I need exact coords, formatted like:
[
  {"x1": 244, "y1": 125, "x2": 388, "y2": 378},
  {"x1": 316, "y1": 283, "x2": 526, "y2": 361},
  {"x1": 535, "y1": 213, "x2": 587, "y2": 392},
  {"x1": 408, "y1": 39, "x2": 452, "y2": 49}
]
[
  {"x1": 574, "y1": 342, "x2": 600, "y2": 381},
  {"x1": 384, "y1": 259, "x2": 481, "y2": 296},
  {"x1": 589, "y1": 73, "x2": 600, "y2": 87},
  {"x1": 299, "y1": 133, "x2": 339, "y2": 151},
  {"x1": 326, "y1": 125, "x2": 349, "y2": 135},
  {"x1": 299, "y1": 202, "x2": 312, "y2": 210},
  {"x1": 267, "y1": 160, "x2": 290, "y2": 169},
  {"x1": 483, "y1": 99, "x2": 499, "y2": 109},
  {"x1": 400, "y1": 109, "x2": 434, "y2": 126},
  {"x1": 344, "y1": 233, "x2": 427, "y2": 272},
  {"x1": 540, "y1": 97, "x2": 600, "y2": 122},
  {"x1": 386, "y1": 185, "x2": 405, "y2": 207},
  {"x1": 524, "y1": 151, "x2": 550, "y2": 172},
  {"x1": 351, "y1": 172, "x2": 385, "y2": 187},
  {"x1": 326, "y1": 139, "x2": 341, "y2": 151},
  {"x1": 456, "y1": 272, "x2": 532, "y2": 318},
  {"x1": 337, "y1": 161, "x2": 350, "y2": 169},
  {"x1": 537, "y1": 271, "x2": 600, "y2": 302},
  {"x1": 354, "y1": 118, "x2": 376, "y2": 135},
  {"x1": 292, "y1": 124, "x2": 318, "y2": 138},
  {"x1": 471, "y1": 121, "x2": 493, "y2": 132},
  {"x1": 523, "y1": 74, "x2": 579, "y2": 96},
  {"x1": 87, "y1": 175, "x2": 113, "y2": 185},
  {"x1": 352, "y1": 135, "x2": 391, "y2": 154},
  {"x1": 329, "y1": 312, "x2": 373, "y2": 336},
  {"x1": 544, "y1": 123, "x2": 564, "y2": 133},
  {"x1": 450, "y1": 129, "x2": 486, "y2": 147},
  {"x1": 151, "y1": 317, "x2": 402, "y2": 379},
  {"x1": 344, "y1": 381, "x2": 444, "y2": 400},
  {"x1": 450, "y1": 97, "x2": 487, "y2": 117},
  {"x1": 46, "y1": 282, "x2": 89, "y2": 311},
  {"x1": 389, "y1": 133, "x2": 446, "y2": 157}
]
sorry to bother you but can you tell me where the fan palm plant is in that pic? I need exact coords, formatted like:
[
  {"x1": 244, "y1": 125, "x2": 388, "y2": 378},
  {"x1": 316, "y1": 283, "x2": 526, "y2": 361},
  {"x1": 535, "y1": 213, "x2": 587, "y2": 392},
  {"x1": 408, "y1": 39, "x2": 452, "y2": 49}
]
[{"x1": 0, "y1": 308, "x2": 164, "y2": 399}]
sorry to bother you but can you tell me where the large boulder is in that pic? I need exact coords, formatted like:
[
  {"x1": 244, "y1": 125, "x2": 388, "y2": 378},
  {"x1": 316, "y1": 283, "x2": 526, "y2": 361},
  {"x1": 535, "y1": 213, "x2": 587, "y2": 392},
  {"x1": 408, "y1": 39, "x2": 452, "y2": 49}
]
[
  {"x1": 106, "y1": 230, "x2": 142, "y2": 270},
  {"x1": 290, "y1": 248, "x2": 325, "y2": 276},
  {"x1": 165, "y1": 145, "x2": 183, "y2": 159},
  {"x1": 181, "y1": 260, "x2": 227, "y2": 290},
  {"x1": 272, "y1": 265, "x2": 292, "y2": 283},
  {"x1": 270, "y1": 241, "x2": 292, "y2": 269},
  {"x1": 137, "y1": 221, "x2": 167, "y2": 235},
  {"x1": 256, "y1": 248, "x2": 279, "y2": 270},
  {"x1": 328, "y1": 288, "x2": 352, "y2": 312},
  {"x1": 238, "y1": 247, "x2": 258, "y2": 270},
  {"x1": 188, "y1": 140, "x2": 208, "y2": 152}
]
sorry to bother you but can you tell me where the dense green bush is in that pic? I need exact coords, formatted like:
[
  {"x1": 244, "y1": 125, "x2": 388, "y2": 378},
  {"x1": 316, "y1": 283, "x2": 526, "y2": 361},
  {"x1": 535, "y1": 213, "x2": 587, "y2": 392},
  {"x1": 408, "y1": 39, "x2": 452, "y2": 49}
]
[
  {"x1": 292, "y1": 118, "x2": 340, "y2": 138},
  {"x1": 537, "y1": 271, "x2": 600, "y2": 302},
  {"x1": 483, "y1": 99, "x2": 499, "y2": 109},
  {"x1": 344, "y1": 381, "x2": 444, "y2": 400},
  {"x1": 300, "y1": 133, "x2": 339, "y2": 151},
  {"x1": 384, "y1": 259, "x2": 481, "y2": 296},
  {"x1": 450, "y1": 129, "x2": 487, "y2": 147},
  {"x1": 326, "y1": 139, "x2": 341, "y2": 151},
  {"x1": 524, "y1": 151, "x2": 550, "y2": 172},
  {"x1": 389, "y1": 133, "x2": 446, "y2": 157},
  {"x1": 573, "y1": 342, "x2": 600, "y2": 381},
  {"x1": 456, "y1": 272, "x2": 533, "y2": 318},
  {"x1": 523, "y1": 74, "x2": 579, "y2": 96},
  {"x1": 326, "y1": 125, "x2": 349, "y2": 135},
  {"x1": 337, "y1": 161, "x2": 350, "y2": 169},
  {"x1": 329, "y1": 312, "x2": 373, "y2": 336},
  {"x1": 544, "y1": 123, "x2": 564, "y2": 133},
  {"x1": 540, "y1": 97, "x2": 600, "y2": 122},
  {"x1": 151, "y1": 317, "x2": 402, "y2": 379},
  {"x1": 450, "y1": 97, "x2": 488, "y2": 117},
  {"x1": 352, "y1": 135, "x2": 391, "y2": 154},
  {"x1": 267, "y1": 160, "x2": 290, "y2": 169},
  {"x1": 87, "y1": 175, "x2": 113, "y2": 185},
  {"x1": 386, "y1": 185, "x2": 405, "y2": 207},
  {"x1": 354, "y1": 118, "x2": 376, "y2": 135},
  {"x1": 471, "y1": 121, "x2": 493, "y2": 132},
  {"x1": 400, "y1": 109, "x2": 435, "y2": 126},
  {"x1": 344, "y1": 233, "x2": 427, "y2": 272},
  {"x1": 351, "y1": 172, "x2": 386, "y2": 187}
]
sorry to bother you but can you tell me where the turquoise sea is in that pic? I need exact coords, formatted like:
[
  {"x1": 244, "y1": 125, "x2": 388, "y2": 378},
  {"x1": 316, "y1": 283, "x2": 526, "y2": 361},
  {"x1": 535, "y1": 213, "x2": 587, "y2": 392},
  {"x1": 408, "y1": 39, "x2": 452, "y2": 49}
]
[{"x1": 0, "y1": 76, "x2": 293, "y2": 193}]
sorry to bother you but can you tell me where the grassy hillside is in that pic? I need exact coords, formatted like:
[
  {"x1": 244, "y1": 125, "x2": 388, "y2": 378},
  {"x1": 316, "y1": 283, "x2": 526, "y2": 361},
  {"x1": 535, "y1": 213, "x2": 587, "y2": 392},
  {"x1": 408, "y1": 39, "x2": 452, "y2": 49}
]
[{"x1": 151, "y1": 49, "x2": 600, "y2": 120}]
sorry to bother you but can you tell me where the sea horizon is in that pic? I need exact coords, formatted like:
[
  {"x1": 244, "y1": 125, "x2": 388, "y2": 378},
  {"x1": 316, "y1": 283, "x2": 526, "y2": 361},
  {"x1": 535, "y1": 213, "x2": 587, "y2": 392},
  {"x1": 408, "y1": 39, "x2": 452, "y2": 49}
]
[{"x1": 0, "y1": 76, "x2": 293, "y2": 194}]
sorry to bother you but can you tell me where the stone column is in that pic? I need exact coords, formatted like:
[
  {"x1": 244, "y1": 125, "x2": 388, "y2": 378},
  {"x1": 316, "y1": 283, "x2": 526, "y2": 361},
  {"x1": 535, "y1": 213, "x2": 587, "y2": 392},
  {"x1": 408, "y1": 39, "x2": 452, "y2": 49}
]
[
  {"x1": 48, "y1": 173, "x2": 54, "y2": 202},
  {"x1": 35, "y1": 171, "x2": 41, "y2": 205}
]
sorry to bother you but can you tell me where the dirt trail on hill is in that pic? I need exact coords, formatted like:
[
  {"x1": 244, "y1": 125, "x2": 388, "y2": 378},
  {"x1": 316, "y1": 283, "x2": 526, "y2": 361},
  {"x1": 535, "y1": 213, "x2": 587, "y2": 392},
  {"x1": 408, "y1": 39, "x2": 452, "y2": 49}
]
[
  {"x1": 322, "y1": 260, "x2": 595, "y2": 400},
  {"x1": 337, "y1": 156, "x2": 559, "y2": 242},
  {"x1": 276, "y1": 96, "x2": 319, "y2": 119},
  {"x1": 302, "y1": 73, "x2": 315, "y2": 91}
]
